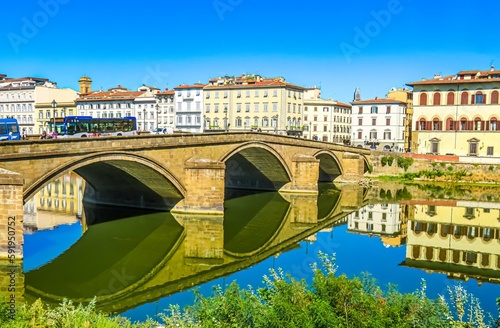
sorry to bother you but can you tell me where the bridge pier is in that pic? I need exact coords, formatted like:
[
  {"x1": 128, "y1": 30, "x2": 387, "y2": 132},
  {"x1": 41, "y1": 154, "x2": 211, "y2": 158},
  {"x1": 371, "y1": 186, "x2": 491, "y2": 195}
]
[
  {"x1": 172, "y1": 157, "x2": 225, "y2": 215},
  {"x1": 0, "y1": 169, "x2": 24, "y2": 260},
  {"x1": 281, "y1": 193, "x2": 318, "y2": 227},
  {"x1": 340, "y1": 153, "x2": 365, "y2": 181},
  {"x1": 281, "y1": 154, "x2": 319, "y2": 194},
  {"x1": 173, "y1": 213, "x2": 224, "y2": 264}
]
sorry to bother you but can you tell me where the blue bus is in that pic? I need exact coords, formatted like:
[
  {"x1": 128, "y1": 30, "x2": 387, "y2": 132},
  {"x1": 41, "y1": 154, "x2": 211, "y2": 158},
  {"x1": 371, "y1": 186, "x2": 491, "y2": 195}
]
[
  {"x1": 0, "y1": 118, "x2": 21, "y2": 141},
  {"x1": 49, "y1": 116, "x2": 138, "y2": 138}
]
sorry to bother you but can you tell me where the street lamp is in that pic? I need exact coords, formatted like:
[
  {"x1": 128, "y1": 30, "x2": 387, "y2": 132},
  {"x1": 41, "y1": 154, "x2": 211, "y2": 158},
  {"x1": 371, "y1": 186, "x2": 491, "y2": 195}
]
[
  {"x1": 275, "y1": 115, "x2": 278, "y2": 134},
  {"x1": 51, "y1": 99, "x2": 57, "y2": 133},
  {"x1": 309, "y1": 122, "x2": 312, "y2": 139},
  {"x1": 155, "y1": 102, "x2": 160, "y2": 132},
  {"x1": 142, "y1": 107, "x2": 146, "y2": 133},
  {"x1": 224, "y1": 106, "x2": 228, "y2": 132}
]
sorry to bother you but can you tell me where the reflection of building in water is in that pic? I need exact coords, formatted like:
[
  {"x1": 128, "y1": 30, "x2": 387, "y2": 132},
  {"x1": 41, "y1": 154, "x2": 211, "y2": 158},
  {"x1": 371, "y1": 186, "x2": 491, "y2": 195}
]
[
  {"x1": 347, "y1": 203, "x2": 406, "y2": 246},
  {"x1": 403, "y1": 200, "x2": 500, "y2": 284},
  {"x1": 23, "y1": 172, "x2": 85, "y2": 233}
]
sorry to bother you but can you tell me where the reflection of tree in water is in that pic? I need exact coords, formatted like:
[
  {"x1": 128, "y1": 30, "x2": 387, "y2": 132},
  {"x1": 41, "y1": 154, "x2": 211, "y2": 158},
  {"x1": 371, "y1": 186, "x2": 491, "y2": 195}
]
[{"x1": 378, "y1": 187, "x2": 411, "y2": 201}]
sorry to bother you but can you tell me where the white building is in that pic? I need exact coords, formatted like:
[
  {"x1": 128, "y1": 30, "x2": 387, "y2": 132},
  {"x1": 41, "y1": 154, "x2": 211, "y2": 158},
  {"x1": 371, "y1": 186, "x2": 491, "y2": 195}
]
[
  {"x1": 351, "y1": 93, "x2": 407, "y2": 151},
  {"x1": 303, "y1": 87, "x2": 352, "y2": 143},
  {"x1": 76, "y1": 85, "x2": 143, "y2": 124},
  {"x1": 348, "y1": 203, "x2": 403, "y2": 240},
  {"x1": 155, "y1": 89, "x2": 175, "y2": 133},
  {"x1": 174, "y1": 84, "x2": 205, "y2": 133},
  {"x1": 0, "y1": 75, "x2": 77, "y2": 134},
  {"x1": 134, "y1": 85, "x2": 160, "y2": 132}
]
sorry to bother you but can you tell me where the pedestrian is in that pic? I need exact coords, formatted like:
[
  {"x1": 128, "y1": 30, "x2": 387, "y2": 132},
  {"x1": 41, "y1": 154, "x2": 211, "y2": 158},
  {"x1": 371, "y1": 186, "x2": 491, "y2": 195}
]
[
  {"x1": 40, "y1": 131, "x2": 47, "y2": 139},
  {"x1": 21, "y1": 128, "x2": 27, "y2": 140}
]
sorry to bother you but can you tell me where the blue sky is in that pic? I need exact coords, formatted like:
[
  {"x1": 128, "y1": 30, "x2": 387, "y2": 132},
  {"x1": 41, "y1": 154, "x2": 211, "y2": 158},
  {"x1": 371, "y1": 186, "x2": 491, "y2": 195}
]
[{"x1": 1, "y1": 0, "x2": 499, "y2": 102}]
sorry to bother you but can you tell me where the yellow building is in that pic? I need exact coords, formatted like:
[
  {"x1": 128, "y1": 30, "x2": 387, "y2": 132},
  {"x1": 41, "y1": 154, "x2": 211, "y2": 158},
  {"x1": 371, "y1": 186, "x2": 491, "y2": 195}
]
[
  {"x1": 387, "y1": 87, "x2": 413, "y2": 152},
  {"x1": 407, "y1": 67, "x2": 500, "y2": 156},
  {"x1": 403, "y1": 200, "x2": 500, "y2": 283},
  {"x1": 203, "y1": 74, "x2": 305, "y2": 135}
]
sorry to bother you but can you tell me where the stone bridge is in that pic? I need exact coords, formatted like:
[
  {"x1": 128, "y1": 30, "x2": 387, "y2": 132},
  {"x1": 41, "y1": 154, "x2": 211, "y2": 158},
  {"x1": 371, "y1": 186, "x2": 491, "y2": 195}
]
[{"x1": 0, "y1": 132, "x2": 371, "y2": 259}]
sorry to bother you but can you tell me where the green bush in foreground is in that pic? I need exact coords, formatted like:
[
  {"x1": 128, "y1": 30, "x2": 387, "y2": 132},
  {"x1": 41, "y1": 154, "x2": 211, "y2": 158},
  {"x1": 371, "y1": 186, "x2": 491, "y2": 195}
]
[{"x1": 1, "y1": 252, "x2": 499, "y2": 327}]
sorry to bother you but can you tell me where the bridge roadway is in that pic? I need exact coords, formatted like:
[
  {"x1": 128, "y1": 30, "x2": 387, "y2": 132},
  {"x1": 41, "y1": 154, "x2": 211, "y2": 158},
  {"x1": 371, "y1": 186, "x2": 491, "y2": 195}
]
[{"x1": 0, "y1": 132, "x2": 371, "y2": 259}]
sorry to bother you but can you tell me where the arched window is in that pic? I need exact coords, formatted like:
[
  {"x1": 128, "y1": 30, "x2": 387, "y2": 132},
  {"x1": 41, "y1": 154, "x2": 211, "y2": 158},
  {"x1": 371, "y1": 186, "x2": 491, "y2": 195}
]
[
  {"x1": 447, "y1": 92, "x2": 455, "y2": 105},
  {"x1": 474, "y1": 117, "x2": 483, "y2": 131},
  {"x1": 474, "y1": 91, "x2": 486, "y2": 104},
  {"x1": 490, "y1": 118, "x2": 498, "y2": 131},
  {"x1": 446, "y1": 118, "x2": 454, "y2": 131},
  {"x1": 491, "y1": 90, "x2": 499, "y2": 104},
  {"x1": 419, "y1": 92, "x2": 428, "y2": 106},
  {"x1": 461, "y1": 91, "x2": 469, "y2": 104},
  {"x1": 433, "y1": 92, "x2": 441, "y2": 105},
  {"x1": 432, "y1": 118, "x2": 442, "y2": 130}
]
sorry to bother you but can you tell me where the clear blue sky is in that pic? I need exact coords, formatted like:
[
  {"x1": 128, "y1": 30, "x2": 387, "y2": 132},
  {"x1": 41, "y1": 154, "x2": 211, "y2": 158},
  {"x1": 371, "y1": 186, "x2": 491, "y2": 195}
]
[{"x1": 1, "y1": 0, "x2": 499, "y2": 102}]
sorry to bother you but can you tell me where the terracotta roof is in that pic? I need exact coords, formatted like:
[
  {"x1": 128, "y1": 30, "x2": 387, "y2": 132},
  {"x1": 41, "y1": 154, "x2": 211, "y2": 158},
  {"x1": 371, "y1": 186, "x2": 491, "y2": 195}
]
[
  {"x1": 174, "y1": 84, "x2": 206, "y2": 89},
  {"x1": 335, "y1": 101, "x2": 352, "y2": 107},
  {"x1": 407, "y1": 77, "x2": 500, "y2": 86},
  {"x1": 156, "y1": 89, "x2": 175, "y2": 96},
  {"x1": 351, "y1": 98, "x2": 405, "y2": 105},
  {"x1": 204, "y1": 80, "x2": 305, "y2": 90},
  {"x1": 76, "y1": 90, "x2": 144, "y2": 102}
]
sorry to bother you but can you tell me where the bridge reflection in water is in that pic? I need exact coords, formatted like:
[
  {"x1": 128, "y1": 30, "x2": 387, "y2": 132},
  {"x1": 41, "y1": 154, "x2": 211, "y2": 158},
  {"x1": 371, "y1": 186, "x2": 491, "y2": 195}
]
[{"x1": 22, "y1": 183, "x2": 366, "y2": 315}]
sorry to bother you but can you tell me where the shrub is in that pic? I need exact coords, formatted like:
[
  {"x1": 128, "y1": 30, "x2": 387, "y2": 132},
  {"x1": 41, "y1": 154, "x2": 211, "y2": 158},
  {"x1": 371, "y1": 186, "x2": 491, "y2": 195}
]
[
  {"x1": 381, "y1": 157, "x2": 388, "y2": 167},
  {"x1": 489, "y1": 165, "x2": 495, "y2": 171},
  {"x1": 447, "y1": 166, "x2": 454, "y2": 172},
  {"x1": 387, "y1": 156, "x2": 394, "y2": 166},
  {"x1": 397, "y1": 157, "x2": 414, "y2": 171}
]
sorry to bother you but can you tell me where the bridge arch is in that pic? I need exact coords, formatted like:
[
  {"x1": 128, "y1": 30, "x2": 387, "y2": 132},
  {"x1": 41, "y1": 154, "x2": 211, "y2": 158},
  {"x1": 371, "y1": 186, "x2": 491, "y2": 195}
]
[
  {"x1": 24, "y1": 152, "x2": 186, "y2": 211},
  {"x1": 313, "y1": 150, "x2": 344, "y2": 182},
  {"x1": 220, "y1": 142, "x2": 292, "y2": 191}
]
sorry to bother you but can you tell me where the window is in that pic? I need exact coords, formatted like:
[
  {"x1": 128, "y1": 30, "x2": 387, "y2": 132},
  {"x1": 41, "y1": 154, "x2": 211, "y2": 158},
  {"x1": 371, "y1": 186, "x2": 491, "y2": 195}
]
[
  {"x1": 461, "y1": 91, "x2": 469, "y2": 104},
  {"x1": 419, "y1": 119, "x2": 426, "y2": 131},
  {"x1": 383, "y1": 130, "x2": 391, "y2": 140},
  {"x1": 431, "y1": 141, "x2": 439, "y2": 154},
  {"x1": 386, "y1": 106, "x2": 391, "y2": 114},
  {"x1": 487, "y1": 147, "x2": 494, "y2": 156},
  {"x1": 205, "y1": 104, "x2": 210, "y2": 113},
  {"x1": 237, "y1": 104, "x2": 241, "y2": 112},
  {"x1": 263, "y1": 103, "x2": 268, "y2": 112},
  {"x1": 447, "y1": 92, "x2": 455, "y2": 105},
  {"x1": 272, "y1": 103, "x2": 278, "y2": 112},
  {"x1": 460, "y1": 119, "x2": 467, "y2": 131},
  {"x1": 357, "y1": 131, "x2": 362, "y2": 139},
  {"x1": 214, "y1": 105, "x2": 219, "y2": 113},
  {"x1": 491, "y1": 119, "x2": 498, "y2": 131},
  {"x1": 358, "y1": 107, "x2": 363, "y2": 114},
  {"x1": 264, "y1": 90, "x2": 268, "y2": 97},
  {"x1": 215, "y1": 91, "x2": 219, "y2": 99},
  {"x1": 447, "y1": 118, "x2": 454, "y2": 131},
  {"x1": 492, "y1": 90, "x2": 499, "y2": 104},
  {"x1": 386, "y1": 118, "x2": 390, "y2": 125},
  {"x1": 255, "y1": 90, "x2": 259, "y2": 97},
  {"x1": 372, "y1": 118, "x2": 376, "y2": 125},
  {"x1": 475, "y1": 92, "x2": 485, "y2": 104},
  {"x1": 433, "y1": 92, "x2": 441, "y2": 105},
  {"x1": 371, "y1": 106, "x2": 378, "y2": 114},
  {"x1": 223, "y1": 91, "x2": 228, "y2": 98},
  {"x1": 432, "y1": 119, "x2": 441, "y2": 130},
  {"x1": 358, "y1": 118, "x2": 363, "y2": 125},
  {"x1": 273, "y1": 90, "x2": 277, "y2": 97},
  {"x1": 469, "y1": 141, "x2": 478, "y2": 156},
  {"x1": 245, "y1": 104, "x2": 250, "y2": 112},
  {"x1": 246, "y1": 90, "x2": 250, "y2": 97},
  {"x1": 254, "y1": 103, "x2": 259, "y2": 112},
  {"x1": 420, "y1": 93, "x2": 428, "y2": 105},
  {"x1": 369, "y1": 130, "x2": 377, "y2": 139},
  {"x1": 206, "y1": 91, "x2": 210, "y2": 99},
  {"x1": 474, "y1": 119, "x2": 482, "y2": 131}
]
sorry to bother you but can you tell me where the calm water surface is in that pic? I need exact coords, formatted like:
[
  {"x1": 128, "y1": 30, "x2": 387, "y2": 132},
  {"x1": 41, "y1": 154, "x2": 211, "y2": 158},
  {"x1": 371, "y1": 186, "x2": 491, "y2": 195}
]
[{"x1": 21, "y1": 176, "x2": 500, "y2": 322}]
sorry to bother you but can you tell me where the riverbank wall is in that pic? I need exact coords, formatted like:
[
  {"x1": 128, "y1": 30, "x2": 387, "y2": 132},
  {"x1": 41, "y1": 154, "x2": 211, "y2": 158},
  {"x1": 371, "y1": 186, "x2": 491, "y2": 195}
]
[{"x1": 369, "y1": 152, "x2": 500, "y2": 184}]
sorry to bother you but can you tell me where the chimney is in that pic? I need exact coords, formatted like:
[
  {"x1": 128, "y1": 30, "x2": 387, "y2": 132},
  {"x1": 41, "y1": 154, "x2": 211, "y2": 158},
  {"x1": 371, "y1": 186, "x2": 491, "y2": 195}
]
[
  {"x1": 434, "y1": 74, "x2": 442, "y2": 79},
  {"x1": 491, "y1": 65, "x2": 495, "y2": 71}
]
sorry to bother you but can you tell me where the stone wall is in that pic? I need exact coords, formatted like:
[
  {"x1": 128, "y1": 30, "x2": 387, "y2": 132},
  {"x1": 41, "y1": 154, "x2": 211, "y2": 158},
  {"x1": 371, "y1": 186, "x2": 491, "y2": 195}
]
[{"x1": 0, "y1": 169, "x2": 23, "y2": 260}]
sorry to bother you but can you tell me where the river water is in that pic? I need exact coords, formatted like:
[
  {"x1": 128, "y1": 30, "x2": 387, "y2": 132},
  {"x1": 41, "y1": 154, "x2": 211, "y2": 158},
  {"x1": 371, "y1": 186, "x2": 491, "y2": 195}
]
[{"x1": 19, "y1": 174, "x2": 500, "y2": 322}]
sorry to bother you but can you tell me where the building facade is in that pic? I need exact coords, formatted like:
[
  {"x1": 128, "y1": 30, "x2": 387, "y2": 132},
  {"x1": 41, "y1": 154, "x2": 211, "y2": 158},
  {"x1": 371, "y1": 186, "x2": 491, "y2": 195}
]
[
  {"x1": 134, "y1": 85, "x2": 161, "y2": 132},
  {"x1": 0, "y1": 75, "x2": 77, "y2": 134},
  {"x1": 174, "y1": 84, "x2": 205, "y2": 133},
  {"x1": 387, "y1": 87, "x2": 413, "y2": 152},
  {"x1": 303, "y1": 87, "x2": 352, "y2": 143},
  {"x1": 351, "y1": 95, "x2": 407, "y2": 152},
  {"x1": 407, "y1": 67, "x2": 500, "y2": 156},
  {"x1": 75, "y1": 80, "x2": 144, "y2": 127},
  {"x1": 203, "y1": 74, "x2": 304, "y2": 135},
  {"x1": 155, "y1": 89, "x2": 175, "y2": 133}
]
